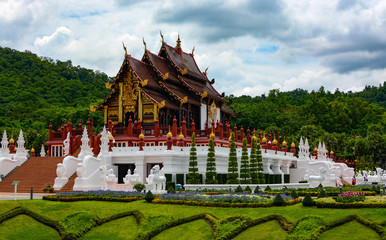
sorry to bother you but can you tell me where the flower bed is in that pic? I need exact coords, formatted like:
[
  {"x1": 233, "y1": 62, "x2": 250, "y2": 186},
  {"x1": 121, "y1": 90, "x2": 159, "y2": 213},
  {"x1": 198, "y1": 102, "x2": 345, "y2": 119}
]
[
  {"x1": 336, "y1": 191, "x2": 365, "y2": 203},
  {"x1": 314, "y1": 196, "x2": 386, "y2": 208},
  {"x1": 43, "y1": 190, "x2": 145, "y2": 202}
]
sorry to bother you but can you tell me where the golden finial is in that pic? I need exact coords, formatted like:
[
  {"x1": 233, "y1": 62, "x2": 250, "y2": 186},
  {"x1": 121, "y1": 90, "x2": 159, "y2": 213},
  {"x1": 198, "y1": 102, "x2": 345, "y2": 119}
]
[
  {"x1": 330, "y1": 150, "x2": 334, "y2": 155},
  {"x1": 122, "y1": 41, "x2": 128, "y2": 57},
  {"x1": 291, "y1": 138, "x2": 295, "y2": 148},
  {"x1": 192, "y1": 46, "x2": 195, "y2": 55},
  {"x1": 139, "y1": 131, "x2": 145, "y2": 140},
  {"x1": 142, "y1": 37, "x2": 147, "y2": 51},
  {"x1": 178, "y1": 131, "x2": 184, "y2": 140},
  {"x1": 31, "y1": 147, "x2": 35, "y2": 153},
  {"x1": 282, "y1": 137, "x2": 287, "y2": 147},
  {"x1": 210, "y1": 130, "x2": 215, "y2": 139},
  {"x1": 108, "y1": 133, "x2": 114, "y2": 140},
  {"x1": 176, "y1": 34, "x2": 181, "y2": 48},
  {"x1": 9, "y1": 133, "x2": 14, "y2": 144},
  {"x1": 167, "y1": 126, "x2": 172, "y2": 138},
  {"x1": 272, "y1": 137, "x2": 278, "y2": 145}
]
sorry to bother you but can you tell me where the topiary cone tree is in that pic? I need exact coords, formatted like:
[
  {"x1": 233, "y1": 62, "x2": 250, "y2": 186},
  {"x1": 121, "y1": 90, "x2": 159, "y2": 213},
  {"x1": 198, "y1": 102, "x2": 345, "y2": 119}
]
[
  {"x1": 205, "y1": 138, "x2": 218, "y2": 184},
  {"x1": 250, "y1": 136, "x2": 259, "y2": 184},
  {"x1": 256, "y1": 138, "x2": 265, "y2": 184},
  {"x1": 240, "y1": 138, "x2": 251, "y2": 184},
  {"x1": 227, "y1": 132, "x2": 240, "y2": 184},
  {"x1": 187, "y1": 132, "x2": 201, "y2": 184}
]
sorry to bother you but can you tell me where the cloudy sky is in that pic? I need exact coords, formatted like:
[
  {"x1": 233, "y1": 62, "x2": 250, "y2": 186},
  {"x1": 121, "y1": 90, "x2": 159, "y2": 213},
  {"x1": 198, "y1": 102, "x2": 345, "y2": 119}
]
[{"x1": 1, "y1": 0, "x2": 385, "y2": 96}]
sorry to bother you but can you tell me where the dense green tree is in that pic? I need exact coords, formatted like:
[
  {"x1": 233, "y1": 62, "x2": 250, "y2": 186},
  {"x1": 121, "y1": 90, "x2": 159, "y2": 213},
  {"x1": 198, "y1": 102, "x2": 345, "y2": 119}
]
[
  {"x1": 227, "y1": 132, "x2": 239, "y2": 184},
  {"x1": 205, "y1": 138, "x2": 218, "y2": 184},
  {"x1": 187, "y1": 133, "x2": 200, "y2": 184},
  {"x1": 240, "y1": 138, "x2": 251, "y2": 184}
]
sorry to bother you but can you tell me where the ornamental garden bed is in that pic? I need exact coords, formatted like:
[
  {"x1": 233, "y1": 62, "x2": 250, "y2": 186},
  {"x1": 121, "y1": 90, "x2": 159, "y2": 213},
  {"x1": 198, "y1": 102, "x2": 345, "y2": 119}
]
[
  {"x1": 151, "y1": 192, "x2": 301, "y2": 207},
  {"x1": 43, "y1": 190, "x2": 145, "y2": 202},
  {"x1": 314, "y1": 196, "x2": 386, "y2": 208}
]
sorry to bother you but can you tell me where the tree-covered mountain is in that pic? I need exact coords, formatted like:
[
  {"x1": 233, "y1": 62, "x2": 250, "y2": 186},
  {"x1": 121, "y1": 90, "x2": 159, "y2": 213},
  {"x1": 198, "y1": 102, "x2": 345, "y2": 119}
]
[
  {"x1": 0, "y1": 46, "x2": 384, "y2": 169},
  {"x1": 227, "y1": 85, "x2": 385, "y2": 168},
  {"x1": 0, "y1": 46, "x2": 110, "y2": 149}
]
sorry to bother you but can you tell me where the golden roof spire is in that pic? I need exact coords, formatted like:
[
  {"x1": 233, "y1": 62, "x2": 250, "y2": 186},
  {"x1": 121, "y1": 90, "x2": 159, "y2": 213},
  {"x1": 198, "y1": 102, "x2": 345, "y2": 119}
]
[
  {"x1": 176, "y1": 34, "x2": 181, "y2": 48},
  {"x1": 167, "y1": 126, "x2": 172, "y2": 138},
  {"x1": 191, "y1": 46, "x2": 195, "y2": 55}
]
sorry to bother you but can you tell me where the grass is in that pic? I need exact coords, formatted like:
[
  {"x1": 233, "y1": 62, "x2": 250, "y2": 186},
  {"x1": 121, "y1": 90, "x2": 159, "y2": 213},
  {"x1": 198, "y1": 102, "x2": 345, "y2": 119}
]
[
  {"x1": 153, "y1": 219, "x2": 212, "y2": 240},
  {"x1": 233, "y1": 220, "x2": 287, "y2": 239},
  {"x1": 0, "y1": 214, "x2": 61, "y2": 240},
  {"x1": 82, "y1": 215, "x2": 139, "y2": 240},
  {"x1": 0, "y1": 199, "x2": 386, "y2": 239},
  {"x1": 319, "y1": 221, "x2": 380, "y2": 240}
]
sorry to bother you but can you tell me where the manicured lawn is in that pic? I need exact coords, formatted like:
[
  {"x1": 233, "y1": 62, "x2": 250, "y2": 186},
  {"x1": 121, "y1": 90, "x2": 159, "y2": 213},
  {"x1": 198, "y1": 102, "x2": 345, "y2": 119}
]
[
  {"x1": 0, "y1": 214, "x2": 61, "y2": 240},
  {"x1": 82, "y1": 215, "x2": 139, "y2": 240},
  {"x1": 319, "y1": 221, "x2": 380, "y2": 240},
  {"x1": 0, "y1": 199, "x2": 385, "y2": 239},
  {"x1": 153, "y1": 219, "x2": 212, "y2": 240},
  {"x1": 233, "y1": 220, "x2": 287, "y2": 239}
]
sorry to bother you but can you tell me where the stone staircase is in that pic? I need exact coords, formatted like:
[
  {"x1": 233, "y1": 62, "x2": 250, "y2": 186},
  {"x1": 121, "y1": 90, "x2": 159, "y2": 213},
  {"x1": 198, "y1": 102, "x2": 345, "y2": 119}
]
[
  {"x1": 57, "y1": 173, "x2": 77, "y2": 193},
  {"x1": 0, "y1": 156, "x2": 64, "y2": 193}
]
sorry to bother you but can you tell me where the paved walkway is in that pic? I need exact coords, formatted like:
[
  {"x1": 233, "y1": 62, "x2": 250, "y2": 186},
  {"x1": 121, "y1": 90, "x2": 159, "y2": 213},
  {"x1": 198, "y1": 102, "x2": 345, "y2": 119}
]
[{"x1": 0, "y1": 192, "x2": 55, "y2": 200}]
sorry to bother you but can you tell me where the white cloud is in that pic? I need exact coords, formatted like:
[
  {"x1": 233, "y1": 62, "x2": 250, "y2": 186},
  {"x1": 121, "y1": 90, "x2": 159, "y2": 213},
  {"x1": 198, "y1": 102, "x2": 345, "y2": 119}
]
[{"x1": 0, "y1": 0, "x2": 384, "y2": 97}]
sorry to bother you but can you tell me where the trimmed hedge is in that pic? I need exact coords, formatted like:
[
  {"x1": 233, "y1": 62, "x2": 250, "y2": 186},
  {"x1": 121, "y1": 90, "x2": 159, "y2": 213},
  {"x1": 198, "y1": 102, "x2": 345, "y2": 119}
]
[{"x1": 303, "y1": 193, "x2": 314, "y2": 207}]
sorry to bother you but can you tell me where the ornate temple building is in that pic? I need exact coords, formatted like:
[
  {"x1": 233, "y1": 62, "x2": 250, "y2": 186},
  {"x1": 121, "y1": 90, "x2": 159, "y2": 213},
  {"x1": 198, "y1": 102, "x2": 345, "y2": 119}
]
[{"x1": 95, "y1": 35, "x2": 234, "y2": 130}]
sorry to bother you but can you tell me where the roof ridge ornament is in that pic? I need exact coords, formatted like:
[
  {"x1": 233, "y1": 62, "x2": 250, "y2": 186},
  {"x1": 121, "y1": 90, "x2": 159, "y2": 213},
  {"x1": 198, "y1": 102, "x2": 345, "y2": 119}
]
[
  {"x1": 142, "y1": 37, "x2": 147, "y2": 51},
  {"x1": 160, "y1": 31, "x2": 164, "y2": 43},
  {"x1": 191, "y1": 46, "x2": 195, "y2": 55},
  {"x1": 122, "y1": 41, "x2": 128, "y2": 57}
]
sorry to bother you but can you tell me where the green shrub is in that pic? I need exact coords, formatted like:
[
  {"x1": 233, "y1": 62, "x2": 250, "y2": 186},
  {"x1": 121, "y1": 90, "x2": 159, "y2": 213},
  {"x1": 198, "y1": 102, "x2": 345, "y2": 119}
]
[
  {"x1": 273, "y1": 194, "x2": 284, "y2": 206},
  {"x1": 317, "y1": 189, "x2": 328, "y2": 198},
  {"x1": 244, "y1": 186, "x2": 252, "y2": 193},
  {"x1": 167, "y1": 186, "x2": 176, "y2": 193},
  {"x1": 133, "y1": 183, "x2": 145, "y2": 192},
  {"x1": 299, "y1": 180, "x2": 308, "y2": 183},
  {"x1": 254, "y1": 186, "x2": 260, "y2": 193},
  {"x1": 302, "y1": 193, "x2": 314, "y2": 207},
  {"x1": 264, "y1": 185, "x2": 271, "y2": 191},
  {"x1": 145, "y1": 191, "x2": 154, "y2": 203},
  {"x1": 290, "y1": 189, "x2": 299, "y2": 199},
  {"x1": 166, "y1": 181, "x2": 175, "y2": 191},
  {"x1": 235, "y1": 185, "x2": 243, "y2": 193},
  {"x1": 317, "y1": 183, "x2": 323, "y2": 189},
  {"x1": 43, "y1": 184, "x2": 54, "y2": 193}
]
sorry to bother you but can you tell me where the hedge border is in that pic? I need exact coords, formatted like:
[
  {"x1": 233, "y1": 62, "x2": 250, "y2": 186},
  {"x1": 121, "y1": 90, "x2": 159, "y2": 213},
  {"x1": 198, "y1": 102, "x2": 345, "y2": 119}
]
[{"x1": 43, "y1": 195, "x2": 143, "y2": 202}]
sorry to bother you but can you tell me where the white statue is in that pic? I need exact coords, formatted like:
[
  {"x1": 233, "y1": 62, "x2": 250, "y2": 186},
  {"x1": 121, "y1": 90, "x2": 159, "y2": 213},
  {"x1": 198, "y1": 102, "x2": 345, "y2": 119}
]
[
  {"x1": 63, "y1": 132, "x2": 70, "y2": 156},
  {"x1": 40, "y1": 145, "x2": 46, "y2": 157},
  {"x1": 106, "y1": 169, "x2": 117, "y2": 183},
  {"x1": 78, "y1": 127, "x2": 93, "y2": 160},
  {"x1": 309, "y1": 167, "x2": 327, "y2": 187},
  {"x1": 0, "y1": 130, "x2": 9, "y2": 158},
  {"x1": 146, "y1": 165, "x2": 166, "y2": 194},
  {"x1": 99, "y1": 166, "x2": 107, "y2": 190}
]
